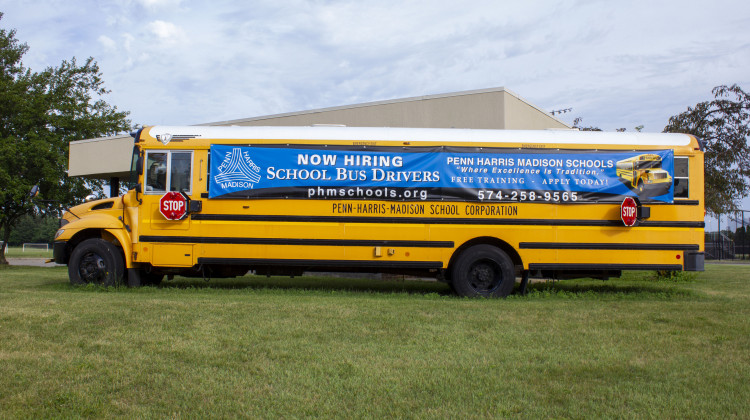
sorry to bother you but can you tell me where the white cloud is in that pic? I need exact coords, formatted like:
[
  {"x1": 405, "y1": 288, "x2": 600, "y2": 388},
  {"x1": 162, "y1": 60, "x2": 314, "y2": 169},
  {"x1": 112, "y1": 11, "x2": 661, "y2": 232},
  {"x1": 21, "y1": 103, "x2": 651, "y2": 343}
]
[
  {"x1": 147, "y1": 20, "x2": 184, "y2": 42},
  {"x1": 98, "y1": 35, "x2": 116, "y2": 51},
  {"x1": 122, "y1": 33, "x2": 135, "y2": 52},
  {"x1": 1, "y1": 0, "x2": 748, "y2": 134},
  {"x1": 137, "y1": 0, "x2": 183, "y2": 10}
]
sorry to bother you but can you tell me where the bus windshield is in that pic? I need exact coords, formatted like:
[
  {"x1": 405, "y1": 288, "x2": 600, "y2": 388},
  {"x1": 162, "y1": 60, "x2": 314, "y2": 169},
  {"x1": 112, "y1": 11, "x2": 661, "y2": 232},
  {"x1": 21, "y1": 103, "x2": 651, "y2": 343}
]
[
  {"x1": 128, "y1": 144, "x2": 141, "y2": 190},
  {"x1": 634, "y1": 160, "x2": 661, "y2": 170}
]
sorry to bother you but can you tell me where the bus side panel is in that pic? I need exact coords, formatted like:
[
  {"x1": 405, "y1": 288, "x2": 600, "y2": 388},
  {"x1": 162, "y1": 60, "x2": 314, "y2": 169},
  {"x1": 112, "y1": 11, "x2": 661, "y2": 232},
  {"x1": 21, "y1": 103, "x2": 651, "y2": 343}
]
[{"x1": 132, "y1": 140, "x2": 704, "y2": 278}]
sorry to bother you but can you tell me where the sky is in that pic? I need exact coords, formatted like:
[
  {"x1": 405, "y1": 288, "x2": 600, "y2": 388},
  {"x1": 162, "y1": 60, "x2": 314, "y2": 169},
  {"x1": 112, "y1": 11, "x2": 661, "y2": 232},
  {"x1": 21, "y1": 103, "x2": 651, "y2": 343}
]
[{"x1": 2, "y1": 0, "x2": 750, "y2": 226}]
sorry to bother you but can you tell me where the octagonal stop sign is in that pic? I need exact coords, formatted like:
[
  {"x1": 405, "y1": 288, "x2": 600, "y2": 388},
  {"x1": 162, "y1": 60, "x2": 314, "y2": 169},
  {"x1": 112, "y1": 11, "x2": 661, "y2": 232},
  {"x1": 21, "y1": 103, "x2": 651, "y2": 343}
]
[
  {"x1": 621, "y1": 197, "x2": 638, "y2": 227},
  {"x1": 160, "y1": 191, "x2": 189, "y2": 220}
]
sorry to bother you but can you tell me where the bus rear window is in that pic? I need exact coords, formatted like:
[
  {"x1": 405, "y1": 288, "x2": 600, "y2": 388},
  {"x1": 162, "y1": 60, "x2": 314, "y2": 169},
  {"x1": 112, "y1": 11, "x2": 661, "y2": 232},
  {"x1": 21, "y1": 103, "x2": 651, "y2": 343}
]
[{"x1": 674, "y1": 157, "x2": 689, "y2": 198}]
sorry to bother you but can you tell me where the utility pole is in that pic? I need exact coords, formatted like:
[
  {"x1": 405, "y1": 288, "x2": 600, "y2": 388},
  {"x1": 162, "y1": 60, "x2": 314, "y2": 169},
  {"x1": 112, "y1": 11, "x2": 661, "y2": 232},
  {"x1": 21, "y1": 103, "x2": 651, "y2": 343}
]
[
  {"x1": 742, "y1": 210, "x2": 748, "y2": 260},
  {"x1": 718, "y1": 214, "x2": 722, "y2": 260},
  {"x1": 743, "y1": 210, "x2": 746, "y2": 259}
]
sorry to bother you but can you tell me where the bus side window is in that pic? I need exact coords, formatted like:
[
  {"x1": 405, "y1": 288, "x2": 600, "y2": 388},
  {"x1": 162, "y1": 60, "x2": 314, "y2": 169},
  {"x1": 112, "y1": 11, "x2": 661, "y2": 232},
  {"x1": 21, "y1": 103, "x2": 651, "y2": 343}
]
[
  {"x1": 146, "y1": 152, "x2": 167, "y2": 192},
  {"x1": 674, "y1": 157, "x2": 689, "y2": 198},
  {"x1": 170, "y1": 152, "x2": 192, "y2": 193},
  {"x1": 206, "y1": 154, "x2": 210, "y2": 192}
]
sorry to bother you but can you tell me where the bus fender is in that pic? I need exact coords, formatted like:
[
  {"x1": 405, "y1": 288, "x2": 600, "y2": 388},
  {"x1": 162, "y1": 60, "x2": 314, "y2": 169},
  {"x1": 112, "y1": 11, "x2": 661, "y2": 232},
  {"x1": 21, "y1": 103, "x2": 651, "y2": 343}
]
[
  {"x1": 104, "y1": 228, "x2": 134, "y2": 269},
  {"x1": 449, "y1": 236, "x2": 523, "y2": 272}
]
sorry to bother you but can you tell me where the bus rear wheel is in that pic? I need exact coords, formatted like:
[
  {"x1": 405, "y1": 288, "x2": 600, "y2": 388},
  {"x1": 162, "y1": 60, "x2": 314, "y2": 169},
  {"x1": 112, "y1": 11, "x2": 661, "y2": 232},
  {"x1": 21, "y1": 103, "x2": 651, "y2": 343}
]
[
  {"x1": 451, "y1": 245, "x2": 515, "y2": 297},
  {"x1": 68, "y1": 238, "x2": 125, "y2": 287}
]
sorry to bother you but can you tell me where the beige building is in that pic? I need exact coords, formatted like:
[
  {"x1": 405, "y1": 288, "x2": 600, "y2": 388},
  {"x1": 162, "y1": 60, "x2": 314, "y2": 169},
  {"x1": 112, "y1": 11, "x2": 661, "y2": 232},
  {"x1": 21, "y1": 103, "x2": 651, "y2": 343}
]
[{"x1": 68, "y1": 87, "x2": 569, "y2": 195}]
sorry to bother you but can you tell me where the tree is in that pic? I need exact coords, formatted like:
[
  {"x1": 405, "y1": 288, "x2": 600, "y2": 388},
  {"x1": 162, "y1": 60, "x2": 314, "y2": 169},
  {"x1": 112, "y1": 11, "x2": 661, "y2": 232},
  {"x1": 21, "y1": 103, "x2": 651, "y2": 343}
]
[
  {"x1": 572, "y1": 118, "x2": 644, "y2": 133},
  {"x1": 572, "y1": 117, "x2": 602, "y2": 131},
  {"x1": 0, "y1": 13, "x2": 130, "y2": 264},
  {"x1": 664, "y1": 85, "x2": 750, "y2": 215},
  {"x1": 0, "y1": 214, "x2": 59, "y2": 245}
]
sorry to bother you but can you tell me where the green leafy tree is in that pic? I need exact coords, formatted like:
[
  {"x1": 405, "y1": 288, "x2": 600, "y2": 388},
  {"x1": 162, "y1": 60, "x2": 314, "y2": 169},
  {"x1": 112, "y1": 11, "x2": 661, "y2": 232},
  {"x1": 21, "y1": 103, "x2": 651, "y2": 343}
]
[
  {"x1": 0, "y1": 214, "x2": 59, "y2": 245},
  {"x1": 664, "y1": 85, "x2": 750, "y2": 215},
  {"x1": 0, "y1": 14, "x2": 130, "y2": 264}
]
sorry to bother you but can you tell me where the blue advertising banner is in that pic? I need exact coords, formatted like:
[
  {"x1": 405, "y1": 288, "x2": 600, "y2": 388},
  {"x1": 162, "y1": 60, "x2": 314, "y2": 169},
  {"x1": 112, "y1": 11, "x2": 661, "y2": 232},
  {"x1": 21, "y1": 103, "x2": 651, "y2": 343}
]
[{"x1": 208, "y1": 145, "x2": 674, "y2": 203}]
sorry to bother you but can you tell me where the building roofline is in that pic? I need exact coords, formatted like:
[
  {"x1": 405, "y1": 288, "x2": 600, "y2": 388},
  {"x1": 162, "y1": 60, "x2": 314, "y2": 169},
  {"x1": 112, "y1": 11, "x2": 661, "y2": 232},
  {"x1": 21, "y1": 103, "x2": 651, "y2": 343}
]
[
  {"x1": 145, "y1": 125, "x2": 692, "y2": 147},
  {"x1": 69, "y1": 133, "x2": 131, "y2": 144},
  {"x1": 201, "y1": 86, "x2": 568, "y2": 128},
  {"x1": 69, "y1": 87, "x2": 570, "y2": 148},
  {"x1": 501, "y1": 88, "x2": 570, "y2": 127}
]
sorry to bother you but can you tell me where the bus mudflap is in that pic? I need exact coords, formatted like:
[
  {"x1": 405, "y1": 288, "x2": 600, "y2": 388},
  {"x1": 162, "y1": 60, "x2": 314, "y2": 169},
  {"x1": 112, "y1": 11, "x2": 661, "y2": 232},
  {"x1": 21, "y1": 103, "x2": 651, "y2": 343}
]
[{"x1": 684, "y1": 251, "x2": 705, "y2": 271}]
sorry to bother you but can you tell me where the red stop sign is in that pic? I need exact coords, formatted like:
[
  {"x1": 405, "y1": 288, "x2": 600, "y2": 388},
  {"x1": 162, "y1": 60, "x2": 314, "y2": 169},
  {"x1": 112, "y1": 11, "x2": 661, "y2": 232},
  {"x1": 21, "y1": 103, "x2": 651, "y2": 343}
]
[
  {"x1": 621, "y1": 197, "x2": 638, "y2": 226},
  {"x1": 160, "y1": 191, "x2": 188, "y2": 220}
]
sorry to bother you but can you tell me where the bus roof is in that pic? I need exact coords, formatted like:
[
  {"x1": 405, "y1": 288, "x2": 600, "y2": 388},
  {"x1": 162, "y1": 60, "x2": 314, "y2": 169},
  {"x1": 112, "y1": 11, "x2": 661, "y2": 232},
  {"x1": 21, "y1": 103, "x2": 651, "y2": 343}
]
[{"x1": 145, "y1": 125, "x2": 696, "y2": 147}]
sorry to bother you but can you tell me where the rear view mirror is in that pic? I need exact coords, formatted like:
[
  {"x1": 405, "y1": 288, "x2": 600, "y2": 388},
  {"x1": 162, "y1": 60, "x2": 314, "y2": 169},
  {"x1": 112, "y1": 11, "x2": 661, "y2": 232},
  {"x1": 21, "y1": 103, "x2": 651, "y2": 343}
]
[{"x1": 136, "y1": 156, "x2": 143, "y2": 176}]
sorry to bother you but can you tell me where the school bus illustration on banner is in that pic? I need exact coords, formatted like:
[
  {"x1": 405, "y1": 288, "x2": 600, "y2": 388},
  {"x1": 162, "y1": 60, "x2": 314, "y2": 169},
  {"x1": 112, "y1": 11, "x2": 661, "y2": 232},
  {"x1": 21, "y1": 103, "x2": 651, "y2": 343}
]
[
  {"x1": 53, "y1": 126, "x2": 705, "y2": 297},
  {"x1": 616, "y1": 154, "x2": 673, "y2": 197}
]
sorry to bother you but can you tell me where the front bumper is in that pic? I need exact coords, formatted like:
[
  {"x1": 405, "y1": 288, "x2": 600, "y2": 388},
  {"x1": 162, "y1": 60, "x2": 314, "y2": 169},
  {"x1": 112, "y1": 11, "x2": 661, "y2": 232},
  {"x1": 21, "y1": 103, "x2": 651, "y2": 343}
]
[{"x1": 53, "y1": 241, "x2": 68, "y2": 265}]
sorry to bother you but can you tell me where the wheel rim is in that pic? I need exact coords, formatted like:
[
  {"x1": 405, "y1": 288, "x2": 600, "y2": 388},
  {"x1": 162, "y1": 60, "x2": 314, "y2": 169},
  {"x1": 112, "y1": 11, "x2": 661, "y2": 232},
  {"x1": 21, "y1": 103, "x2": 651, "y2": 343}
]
[
  {"x1": 78, "y1": 251, "x2": 108, "y2": 284},
  {"x1": 468, "y1": 259, "x2": 503, "y2": 293}
]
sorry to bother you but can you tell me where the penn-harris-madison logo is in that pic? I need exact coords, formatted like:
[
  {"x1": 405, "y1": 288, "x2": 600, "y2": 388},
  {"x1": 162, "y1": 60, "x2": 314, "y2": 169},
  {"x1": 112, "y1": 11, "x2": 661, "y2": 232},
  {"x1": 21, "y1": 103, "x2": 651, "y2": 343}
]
[{"x1": 213, "y1": 147, "x2": 262, "y2": 189}]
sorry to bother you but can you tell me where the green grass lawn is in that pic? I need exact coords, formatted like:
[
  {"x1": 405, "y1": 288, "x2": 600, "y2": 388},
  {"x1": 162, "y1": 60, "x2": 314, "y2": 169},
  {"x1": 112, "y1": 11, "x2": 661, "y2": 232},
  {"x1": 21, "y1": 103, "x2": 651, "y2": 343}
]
[
  {"x1": 3, "y1": 246, "x2": 53, "y2": 259},
  {"x1": 0, "y1": 265, "x2": 748, "y2": 418}
]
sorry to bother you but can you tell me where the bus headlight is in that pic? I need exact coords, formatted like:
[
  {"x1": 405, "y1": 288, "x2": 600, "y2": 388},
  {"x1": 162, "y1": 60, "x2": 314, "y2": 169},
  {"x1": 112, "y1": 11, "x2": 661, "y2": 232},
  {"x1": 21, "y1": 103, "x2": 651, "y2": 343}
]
[{"x1": 54, "y1": 229, "x2": 65, "y2": 239}]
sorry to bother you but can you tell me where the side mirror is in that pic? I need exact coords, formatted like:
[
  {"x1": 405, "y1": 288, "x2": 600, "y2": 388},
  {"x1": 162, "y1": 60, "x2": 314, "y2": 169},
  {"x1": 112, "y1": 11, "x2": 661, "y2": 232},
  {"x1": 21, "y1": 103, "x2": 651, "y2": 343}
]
[
  {"x1": 136, "y1": 156, "x2": 143, "y2": 176},
  {"x1": 135, "y1": 184, "x2": 142, "y2": 194},
  {"x1": 29, "y1": 185, "x2": 39, "y2": 199}
]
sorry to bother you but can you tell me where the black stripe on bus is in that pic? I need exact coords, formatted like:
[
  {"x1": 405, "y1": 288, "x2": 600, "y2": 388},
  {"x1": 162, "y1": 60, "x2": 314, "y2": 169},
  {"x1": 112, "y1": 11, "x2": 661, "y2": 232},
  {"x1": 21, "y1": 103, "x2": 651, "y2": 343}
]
[
  {"x1": 519, "y1": 243, "x2": 700, "y2": 251},
  {"x1": 528, "y1": 263, "x2": 684, "y2": 271},
  {"x1": 196, "y1": 257, "x2": 443, "y2": 269},
  {"x1": 190, "y1": 213, "x2": 704, "y2": 228},
  {"x1": 139, "y1": 236, "x2": 454, "y2": 248},
  {"x1": 655, "y1": 200, "x2": 700, "y2": 206}
]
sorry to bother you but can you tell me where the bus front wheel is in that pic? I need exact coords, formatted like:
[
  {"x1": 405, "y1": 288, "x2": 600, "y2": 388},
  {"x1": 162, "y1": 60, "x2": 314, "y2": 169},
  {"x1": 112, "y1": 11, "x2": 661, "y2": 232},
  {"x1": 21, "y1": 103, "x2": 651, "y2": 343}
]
[
  {"x1": 68, "y1": 238, "x2": 125, "y2": 287},
  {"x1": 451, "y1": 245, "x2": 515, "y2": 297}
]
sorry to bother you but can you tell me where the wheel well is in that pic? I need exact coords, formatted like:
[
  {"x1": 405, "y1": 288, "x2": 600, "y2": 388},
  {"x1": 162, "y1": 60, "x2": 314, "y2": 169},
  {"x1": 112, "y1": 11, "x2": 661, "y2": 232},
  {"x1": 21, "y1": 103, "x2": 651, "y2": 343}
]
[
  {"x1": 448, "y1": 237, "x2": 522, "y2": 276},
  {"x1": 64, "y1": 229, "x2": 124, "y2": 264}
]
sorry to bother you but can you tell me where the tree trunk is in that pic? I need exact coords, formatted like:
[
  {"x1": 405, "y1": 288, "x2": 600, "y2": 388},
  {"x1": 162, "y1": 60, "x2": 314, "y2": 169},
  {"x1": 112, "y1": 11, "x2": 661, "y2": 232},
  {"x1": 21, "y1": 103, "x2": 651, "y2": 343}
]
[{"x1": 0, "y1": 224, "x2": 10, "y2": 265}]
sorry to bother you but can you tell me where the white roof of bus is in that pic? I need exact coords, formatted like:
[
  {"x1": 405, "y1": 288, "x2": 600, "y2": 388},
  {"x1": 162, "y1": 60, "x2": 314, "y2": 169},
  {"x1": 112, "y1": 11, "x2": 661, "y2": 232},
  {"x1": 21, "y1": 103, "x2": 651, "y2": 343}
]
[{"x1": 147, "y1": 125, "x2": 693, "y2": 147}]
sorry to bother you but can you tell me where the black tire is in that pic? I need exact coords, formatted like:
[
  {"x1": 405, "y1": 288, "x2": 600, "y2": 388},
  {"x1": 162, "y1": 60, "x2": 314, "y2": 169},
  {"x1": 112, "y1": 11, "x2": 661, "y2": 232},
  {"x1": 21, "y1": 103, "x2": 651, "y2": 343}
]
[
  {"x1": 450, "y1": 245, "x2": 515, "y2": 297},
  {"x1": 68, "y1": 238, "x2": 125, "y2": 287},
  {"x1": 637, "y1": 180, "x2": 644, "y2": 193}
]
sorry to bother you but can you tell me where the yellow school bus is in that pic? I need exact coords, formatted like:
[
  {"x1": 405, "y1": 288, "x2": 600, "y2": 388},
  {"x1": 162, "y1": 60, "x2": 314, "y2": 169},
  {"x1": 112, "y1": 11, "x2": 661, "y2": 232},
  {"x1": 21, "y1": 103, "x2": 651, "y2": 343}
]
[
  {"x1": 53, "y1": 126, "x2": 705, "y2": 297},
  {"x1": 616, "y1": 154, "x2": 673, "y2": 196}
]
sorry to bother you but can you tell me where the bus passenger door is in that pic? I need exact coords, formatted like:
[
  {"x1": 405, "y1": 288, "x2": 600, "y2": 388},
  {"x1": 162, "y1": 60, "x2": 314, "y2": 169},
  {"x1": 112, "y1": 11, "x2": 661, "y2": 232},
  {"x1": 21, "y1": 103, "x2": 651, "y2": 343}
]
[{"x1": 141, "y1": 150, "x2": 195, "y2": 266}]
